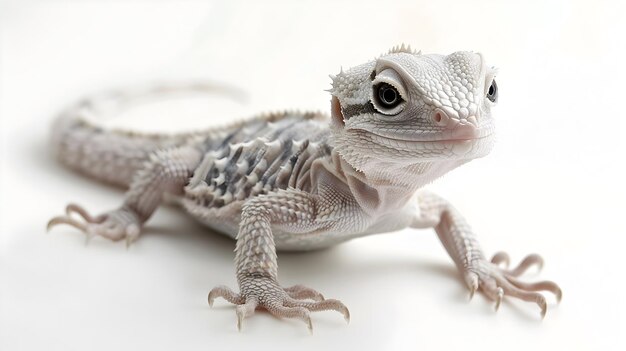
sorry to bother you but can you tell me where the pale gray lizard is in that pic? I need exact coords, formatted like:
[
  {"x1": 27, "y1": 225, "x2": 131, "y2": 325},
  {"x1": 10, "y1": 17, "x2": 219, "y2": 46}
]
[{"x1": 47, "y1": 46, "x2": 562, "y2": 332}]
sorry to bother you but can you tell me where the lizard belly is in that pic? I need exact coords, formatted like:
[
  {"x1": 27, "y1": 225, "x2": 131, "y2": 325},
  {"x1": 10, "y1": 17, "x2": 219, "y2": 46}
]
[
  {"x1": 181, "y1": 195, "x2": 416, "y2": 251},
  {"x1": 181, "y1": 199, "x2": 354, "y2": 251}
]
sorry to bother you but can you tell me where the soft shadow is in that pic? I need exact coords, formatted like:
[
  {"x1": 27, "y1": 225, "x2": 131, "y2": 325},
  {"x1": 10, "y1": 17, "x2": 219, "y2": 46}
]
[{"x1": 278, "y1": 246, "x2": 459, "y2": 281}]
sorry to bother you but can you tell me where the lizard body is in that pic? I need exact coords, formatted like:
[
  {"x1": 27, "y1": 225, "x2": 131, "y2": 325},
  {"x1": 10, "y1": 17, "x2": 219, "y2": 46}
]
[{"x1": 48, "y1": 47, "x2": 561, "y2": 331}]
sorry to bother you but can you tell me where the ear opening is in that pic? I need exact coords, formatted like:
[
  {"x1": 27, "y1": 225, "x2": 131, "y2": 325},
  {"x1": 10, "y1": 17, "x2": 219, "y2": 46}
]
[{"x1": 331, "y1": 96, "x2": 345, "y2": 127}]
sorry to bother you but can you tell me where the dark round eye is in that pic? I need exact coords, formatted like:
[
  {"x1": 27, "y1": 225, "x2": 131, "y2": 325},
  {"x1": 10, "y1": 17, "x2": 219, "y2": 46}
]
[
  {"x1": 376, "y1": 83, "x2": 402, "y2": 108},
  {"x1": 487, "y1": 79, "x2": 498, "y2": 103}
]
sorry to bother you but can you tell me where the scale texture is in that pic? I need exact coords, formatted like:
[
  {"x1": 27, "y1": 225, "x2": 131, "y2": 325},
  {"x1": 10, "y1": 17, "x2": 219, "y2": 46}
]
[{"x1": 47, "y1": 46, "x2": 562, "y2": 332}]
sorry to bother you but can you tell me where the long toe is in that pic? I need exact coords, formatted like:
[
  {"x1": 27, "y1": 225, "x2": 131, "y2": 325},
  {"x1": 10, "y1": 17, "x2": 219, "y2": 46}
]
[
  {"x1": 208, "y1": 278, "x2": 349, "y2": 332},
  {"x1": 468, "y1": 253, "x2": 562, "y2": 319},
  {"x1": 284, "y1": 298, "x2": 350, "y2": 323}
]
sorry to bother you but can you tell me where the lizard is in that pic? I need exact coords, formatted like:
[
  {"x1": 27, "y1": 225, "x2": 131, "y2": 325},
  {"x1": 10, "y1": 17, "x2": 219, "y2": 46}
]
[{"x1": 47, "y1": 45, "x2": 562, "y2": 332}]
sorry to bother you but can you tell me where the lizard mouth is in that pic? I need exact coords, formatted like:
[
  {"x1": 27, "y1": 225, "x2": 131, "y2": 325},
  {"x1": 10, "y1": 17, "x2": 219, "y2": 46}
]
[
  {"x1": 370, "y1": 131, "x2": 494, "y2": 143},
  {"x1": 355, "y1": 123, "x2": 494, "y2": 144},
  {"x1": 365, "y1": 131, "x2": 495, "y2": 157}
]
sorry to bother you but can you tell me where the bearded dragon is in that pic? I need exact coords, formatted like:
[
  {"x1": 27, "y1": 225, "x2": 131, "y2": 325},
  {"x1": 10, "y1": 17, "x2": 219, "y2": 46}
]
[{"x1": 47, "y1": 46, "x2": 562, "y2": 332}]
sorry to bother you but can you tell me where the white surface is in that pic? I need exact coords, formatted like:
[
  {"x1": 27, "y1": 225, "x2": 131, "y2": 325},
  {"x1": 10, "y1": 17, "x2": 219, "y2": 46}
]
[{"x1": 1, "y1": 1, "x2": 625, "y2": 350}]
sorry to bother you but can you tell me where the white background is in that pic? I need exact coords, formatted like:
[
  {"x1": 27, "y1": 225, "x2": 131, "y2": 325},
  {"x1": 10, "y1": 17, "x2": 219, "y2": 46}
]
[{"x1": 1, "y1": 1, "x2": 625, "y2": 350}]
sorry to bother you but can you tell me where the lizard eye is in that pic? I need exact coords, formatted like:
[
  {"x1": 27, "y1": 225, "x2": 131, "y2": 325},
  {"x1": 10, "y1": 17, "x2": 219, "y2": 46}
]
[
  {"x1": 371, "y1": 68, "x2": 407, "y2": 115},
  {"x1": 486, "y1": 79, "x2": 498, "y2": 103},
  {"x1": 375, "y1": 83, "x2": 402, "y2": 108}
]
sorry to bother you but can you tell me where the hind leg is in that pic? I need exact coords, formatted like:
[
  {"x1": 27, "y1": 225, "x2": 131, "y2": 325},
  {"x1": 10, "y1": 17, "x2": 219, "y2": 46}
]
[{"x1": 48, "y1": 146, "x2": 202, "y2": 246}]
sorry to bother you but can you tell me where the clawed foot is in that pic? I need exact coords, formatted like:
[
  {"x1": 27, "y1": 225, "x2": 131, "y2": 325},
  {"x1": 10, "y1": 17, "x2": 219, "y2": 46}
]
[
  {"x1": 47, "y1": 203, "x2": 142, "y2": 247},
  {"x1": 465, "y1": 252, "x2": 562, "y2": 319},
  {"x1": 208, "y1": 276, "x2": 349, "y2": 333}
]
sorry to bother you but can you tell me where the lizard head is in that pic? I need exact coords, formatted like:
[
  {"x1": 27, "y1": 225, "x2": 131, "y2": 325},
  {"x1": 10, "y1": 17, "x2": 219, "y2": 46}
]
[{"x1": 329, "y1": 46, "x2": 497, "y2": 178}]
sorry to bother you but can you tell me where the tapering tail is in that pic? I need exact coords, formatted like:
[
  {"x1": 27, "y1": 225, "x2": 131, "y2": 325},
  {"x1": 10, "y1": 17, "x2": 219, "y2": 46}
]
[{"x1": 50, "y1": 83, "x2": 245, "y2": 188}]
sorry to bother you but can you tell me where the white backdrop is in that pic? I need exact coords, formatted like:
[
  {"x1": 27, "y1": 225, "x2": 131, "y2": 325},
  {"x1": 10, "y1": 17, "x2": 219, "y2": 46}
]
[{"x1": 1, "y1": 1, "x2": 624, "y2": 350}]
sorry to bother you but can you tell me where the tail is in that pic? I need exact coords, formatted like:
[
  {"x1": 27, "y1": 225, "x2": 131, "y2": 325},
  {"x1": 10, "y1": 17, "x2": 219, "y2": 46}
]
[{"x1": 50, "y1": 82, "x2": 246, "y2": 188}]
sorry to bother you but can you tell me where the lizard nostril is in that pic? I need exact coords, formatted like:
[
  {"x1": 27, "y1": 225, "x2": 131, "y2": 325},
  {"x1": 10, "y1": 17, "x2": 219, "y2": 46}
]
[{"x1": 431, "y1": 109, "x2": 451, "y2": 127}]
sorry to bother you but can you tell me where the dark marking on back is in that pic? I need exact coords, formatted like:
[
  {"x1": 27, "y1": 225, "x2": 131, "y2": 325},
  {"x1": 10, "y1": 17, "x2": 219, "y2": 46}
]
[
  {"x1": 218, "y1": 129, "x2": 238, "y2": 148},
  {"x1": 280, "y1": 140, "x2": 293, "y2": 161},
  {"x1": 186, "y1": 113, "x2": 332, "y2": 209},
  {"x1": 220, "y1": 145, "x2": 244, "y2": 195}
]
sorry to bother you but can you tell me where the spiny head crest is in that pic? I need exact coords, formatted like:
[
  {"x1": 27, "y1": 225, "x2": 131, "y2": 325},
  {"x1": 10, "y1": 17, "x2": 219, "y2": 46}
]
[{"x1": 386, "y1": 43, "x2": 421, "y2": 55}]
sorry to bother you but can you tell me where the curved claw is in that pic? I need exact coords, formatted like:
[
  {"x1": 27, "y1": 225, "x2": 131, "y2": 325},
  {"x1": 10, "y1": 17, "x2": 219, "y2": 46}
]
[
  {"x1": 494, "y1": 287, "x2": 504, "y2": 312},
  {"x1": 306, "y1": 315, "x2": 313, "y2": 334},
  {"x1": 491, "y1": 251, "x2": 510, "y2": 268},
  {"x1": 343, "y1": 307, "x2": 351, "y2": 324},
  {"x1": 269, "y1": 305, "x2": 314, "y2": 334},
  {"x1": 235, "y1": 298, "x2": 258, "y2": 332},
  {"x1": 125, "y1": 226, "x2": 140, "y2": 249},
  {"x1": 236, "y1": 308, "x2": 244, "y2": 331},
  {"x1": 539, "y1": 297, "x2": 547, "y2": 319},
  {"x1": 464, "y1": 272, "x2": 479, "y2": 300}
]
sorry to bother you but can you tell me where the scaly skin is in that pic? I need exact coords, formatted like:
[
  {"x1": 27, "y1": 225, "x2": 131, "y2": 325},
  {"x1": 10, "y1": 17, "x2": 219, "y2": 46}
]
[{"x1": 48, "y1": 46, "x2": 562, "y2": 332}]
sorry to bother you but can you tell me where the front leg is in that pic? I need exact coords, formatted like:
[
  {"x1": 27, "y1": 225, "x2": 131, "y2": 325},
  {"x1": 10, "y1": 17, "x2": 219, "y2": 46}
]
[
  {"x1": 208, "y1": 189, "x2": 350, "y2": 333},
  {"x1": 412, "y1": 191, "x2": 562, "y2": 318},
  {"x1": 47, "y1": 146, "x2": 202, "y2": 246}
]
